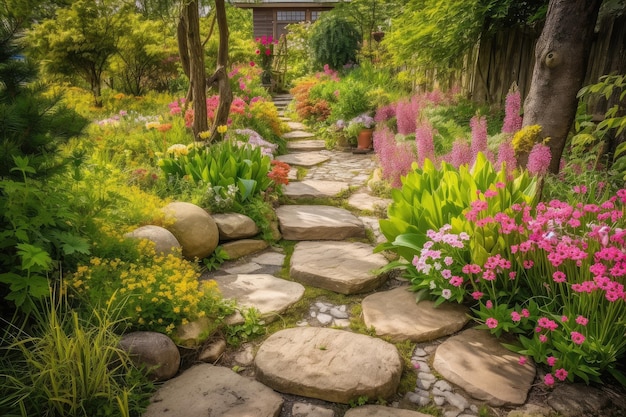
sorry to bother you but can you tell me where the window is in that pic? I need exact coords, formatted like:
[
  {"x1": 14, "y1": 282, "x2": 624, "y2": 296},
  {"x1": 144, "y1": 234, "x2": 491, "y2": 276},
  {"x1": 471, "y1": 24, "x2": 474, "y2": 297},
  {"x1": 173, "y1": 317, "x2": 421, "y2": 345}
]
[
  {"x1": 311, "y1": 11, "x2": 324, "y2": 21},
  {"x1": 277, "y1": 11, "x2": 305, "y2": 22}
]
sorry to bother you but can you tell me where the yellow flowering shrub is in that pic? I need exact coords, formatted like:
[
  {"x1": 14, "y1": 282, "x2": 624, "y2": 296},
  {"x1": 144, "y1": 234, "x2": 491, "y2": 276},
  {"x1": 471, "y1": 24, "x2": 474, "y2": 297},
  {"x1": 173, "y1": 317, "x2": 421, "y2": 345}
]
[
  {"x1": 249, "y1": 100, "x2": 286, "y2": 137},
  {"x1": 512, "y1": 124, "x2": 543, "y2": 154},
  {"x1": 67, "y1": 239, "x2": 234, "y2": 335}
]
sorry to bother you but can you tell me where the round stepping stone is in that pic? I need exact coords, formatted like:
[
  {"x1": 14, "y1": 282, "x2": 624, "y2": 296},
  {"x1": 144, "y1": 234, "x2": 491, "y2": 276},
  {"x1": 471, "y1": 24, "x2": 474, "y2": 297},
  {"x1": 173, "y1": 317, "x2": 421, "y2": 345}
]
[
  {"x1": 211, "y1": 274, "x2": 305, "y2": 322},
  {"x1": 287, "y1": 139, "x2": 326, "y2": 152},
  {"x1": 277, "y1": 152, "x2": 330, "y2": 167},
  {"x1": 143, "y1": 363, "x2": 283, "y2": 417},
  {"x1": 255, "y1": 327, "x2": 403, "y2": 404},
  {"x1": 283, "y1": 130, "x2": 315, "y2": 139},
  {"x1": 284, "y1": 180, "x2": 350, "y2": 199},
  {"x1": 276, "y1": 205, "x2": 365, "y2": 241},
  {"x1": 433, "y1": 328, "x2": 536, "y2": 406},
  {"x1": 344, "y1": 405, "x2": 433, "y2": 417},
  {"x1": 362, "y1": 287, "x2": 469, "y2": 342},
  {"x1": 291, "y1": 241, "x2": 389, "y2": 294}
]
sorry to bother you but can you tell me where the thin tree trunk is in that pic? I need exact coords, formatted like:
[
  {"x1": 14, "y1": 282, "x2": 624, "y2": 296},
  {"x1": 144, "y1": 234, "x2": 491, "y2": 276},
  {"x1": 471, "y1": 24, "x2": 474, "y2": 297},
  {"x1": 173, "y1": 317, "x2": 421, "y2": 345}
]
[
  {"x1": 520, "y1": 0, "x2": 601, "y2": 173},
  {"x1": 185, "y1": 0, "x2": 207, "y2": 138},
  {"x1": 208, "y1": 0, "x2": 232, "y2": 143}
]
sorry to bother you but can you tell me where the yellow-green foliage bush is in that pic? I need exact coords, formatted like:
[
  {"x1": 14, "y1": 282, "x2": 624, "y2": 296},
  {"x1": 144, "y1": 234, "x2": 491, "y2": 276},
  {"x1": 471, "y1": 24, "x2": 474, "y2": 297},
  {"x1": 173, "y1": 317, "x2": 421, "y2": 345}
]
[
  {"x1": 512, "y1": 124, "x2": 542, "y2": 154},
  {"x1": 67, "y1": 239, "x2": 233, "y2": 335}
]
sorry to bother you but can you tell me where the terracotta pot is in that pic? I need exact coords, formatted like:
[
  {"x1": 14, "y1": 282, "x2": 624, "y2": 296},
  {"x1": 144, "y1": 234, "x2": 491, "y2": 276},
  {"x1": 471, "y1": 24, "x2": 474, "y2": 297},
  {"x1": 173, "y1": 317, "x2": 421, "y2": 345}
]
[{"x1": 357, "y1": 128, "x2": 374, "y2": 149}]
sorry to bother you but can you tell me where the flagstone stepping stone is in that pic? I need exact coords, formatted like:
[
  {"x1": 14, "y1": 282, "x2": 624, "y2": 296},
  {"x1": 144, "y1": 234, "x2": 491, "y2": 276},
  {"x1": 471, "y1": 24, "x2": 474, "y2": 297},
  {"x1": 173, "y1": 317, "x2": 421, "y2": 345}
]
[
  {"x1": 277, "y1": 152, "x2": 331, "y2": 167},
  {"x1": 221, "y1": 239, "x2": 268, "y2": 260},
  {"x1": 284, "y1": 180, "x2": 350, "y2": 199},
  {"x1": 276, "y1": 205, "x2": 365, "y2": 240},
  {"x1": 348, "y1": 192, "x2": 391, "y2": 212},
  {"x1": 286, "y1": 121, "x2": 307, "y2": 130},
  {"x1": 255, "y1": 327, "x2": 403, "y2": 404},
  {"x1": 283, "y1": 130, "x2": 315, "y2": 139},
  {"x1": 143, "y1": 363, "x2": 283, "y2": 417},
  {"x1": 211, "y1": 274, "x2": 305, "y2": 323},
  {"x1": 433, "y1": 328, "x2": 536, "y2": 406},
  {"x1": 291, "y1": 241, "x2": 388, "y2": 294},
  {"x1": 287, "y1": 139, "x2": 326, "y2": 152},
  {"x1": 361, "y1": 287, "x2": 470, "y2": 343},
  {"x1": 344, "y1": 405, "x2": 432, "y2": 417}
]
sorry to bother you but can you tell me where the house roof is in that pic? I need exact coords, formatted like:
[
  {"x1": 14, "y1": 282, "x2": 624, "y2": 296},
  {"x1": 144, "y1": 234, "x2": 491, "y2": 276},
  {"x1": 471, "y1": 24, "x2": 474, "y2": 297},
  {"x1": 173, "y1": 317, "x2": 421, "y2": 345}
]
[{"x1": 233, "y1": 0, "x2": 341, "y2": 7}]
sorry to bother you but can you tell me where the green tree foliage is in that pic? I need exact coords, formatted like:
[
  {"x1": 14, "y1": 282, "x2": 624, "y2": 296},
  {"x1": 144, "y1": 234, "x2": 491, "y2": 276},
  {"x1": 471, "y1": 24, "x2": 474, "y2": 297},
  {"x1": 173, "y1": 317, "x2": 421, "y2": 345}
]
[
  {"x1": 383, "y1": 0, "x2": 546, "y2": 70},
  {"x1": 310, "y1": 13, "x2": 361, "y2": 70},
  {"x1": 26, "y1": 0, "x2": 130, "y2": 107},
  {"x1": 109, "y1": 13, "x2": 177, "y2": 95},
  {"x1": 0, "y1": 6, "x2": 88, "y2": 316}
]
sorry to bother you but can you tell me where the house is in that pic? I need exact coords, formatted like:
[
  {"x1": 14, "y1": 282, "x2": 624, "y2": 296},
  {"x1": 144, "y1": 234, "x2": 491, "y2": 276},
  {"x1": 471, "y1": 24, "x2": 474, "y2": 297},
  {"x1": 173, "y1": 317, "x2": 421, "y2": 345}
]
[{"x1": 233, "y1": 0, "x2": 341, "y2": 39}]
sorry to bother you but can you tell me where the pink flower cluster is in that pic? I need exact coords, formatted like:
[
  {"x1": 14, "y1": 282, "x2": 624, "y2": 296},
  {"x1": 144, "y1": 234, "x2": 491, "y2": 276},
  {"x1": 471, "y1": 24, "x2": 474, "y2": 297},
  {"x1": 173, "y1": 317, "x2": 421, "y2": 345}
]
[
  {"x1": 373, "y1": 126, "x2": 416, "y2": 187},
  {"x1": 502, "y1": 90, "x2": 522, "y2": 134}
]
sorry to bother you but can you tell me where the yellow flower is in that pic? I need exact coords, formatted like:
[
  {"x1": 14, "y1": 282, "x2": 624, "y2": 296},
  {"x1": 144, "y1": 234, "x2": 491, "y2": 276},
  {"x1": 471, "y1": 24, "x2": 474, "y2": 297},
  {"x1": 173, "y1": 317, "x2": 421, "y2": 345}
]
[
  {"x1": 512, "y1": 125, "x2": 542, "y2": 153},
  {"x1": 145, "y1": 121, "x2": 160, "y2": 130},
  {"x1": 217, "y1": 125, "x2": 228, "y2": 134},
  {"x1": 198, "y1": 130, "x2": 211, "y2": 140},
  {"x1": 166, "y1": 144, "x2": 189, "y2": 158}
]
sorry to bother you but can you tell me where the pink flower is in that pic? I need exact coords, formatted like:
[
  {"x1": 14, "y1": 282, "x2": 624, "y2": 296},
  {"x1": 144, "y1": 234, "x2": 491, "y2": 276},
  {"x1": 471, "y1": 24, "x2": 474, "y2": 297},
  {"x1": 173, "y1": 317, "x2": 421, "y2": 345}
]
[
  {"x1": 523, "y1": 260, "x2": 534, "y2": 269},
  {"x1": 561, "y1": 315, "x2": 569, "y2": 322},
  {"x1": 518, "y1": 356, "x2": 527, "y2": 366},
  {"x1": 471, "y1": 291, "x2": 484, "y2": 300},
  {"x1": 521, "y1": 308, "x2": 530, "y2": 318},
  {"x1": 575, "y1": 315, "x2": 589, "y2": 326},
  {"x1": 502, "y1": 89, "x2": 522, "y2": 134},
  {"x1": 544, "y1": 373, "x2": 555, "y2": 387},
  {"x1": 539, "y1": 334, "x2": 548, "y2": 343},
  {"x1": 546, "y1": 356, "x2": 557, "y2": 366},
  {"x1": 552, "y1": 271, "x2": 567, "y2": 283},
  {"x1": 450, "y1": 276, "x2": 463, "y2": 287},
  {"x1": 511, "y1": 311, "x2": 521, "y2": 322},
  {"x1": 486, "y1": 318, "x2": 498, "y2": 329},
  {"x1": 527, "y1": 143, "x2": 552, "y2": 176},
  {"x1": 555, "y1": 368, "x2": 568, "y2": 381},
  {"x1": 485, "y1": 300, "x2": 493, "y2": 309},
  {"x1": 571, "y1": 331, "x2": 586, "y2": 345},
  {"x1": 249, "y1": 61, "x2": 255, "y2": 67}
]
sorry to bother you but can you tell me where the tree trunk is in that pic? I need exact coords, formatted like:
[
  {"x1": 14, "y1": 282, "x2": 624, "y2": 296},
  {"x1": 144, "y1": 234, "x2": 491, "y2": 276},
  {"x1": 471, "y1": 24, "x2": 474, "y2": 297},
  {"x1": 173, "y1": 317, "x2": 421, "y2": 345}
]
[
  {"x1": 207, "y1": 0, "x2": 232, "y2": 143},
  {"x1": 176, "y1": 15, "x2": 192, "y2": 103},
  {"x1": 184, "y1": 0, "x2": 207, "y2": 138},
  {"x1": 520, "y1": 0, "x2": 601, "y2": 173}
]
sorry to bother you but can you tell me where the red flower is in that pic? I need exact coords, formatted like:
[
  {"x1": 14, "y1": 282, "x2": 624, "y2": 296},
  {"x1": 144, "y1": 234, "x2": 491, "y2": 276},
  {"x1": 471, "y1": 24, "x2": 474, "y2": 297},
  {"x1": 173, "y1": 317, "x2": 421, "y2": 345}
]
[{"x1": 249, "y1": 61, "x2": 255, "y2": 67}]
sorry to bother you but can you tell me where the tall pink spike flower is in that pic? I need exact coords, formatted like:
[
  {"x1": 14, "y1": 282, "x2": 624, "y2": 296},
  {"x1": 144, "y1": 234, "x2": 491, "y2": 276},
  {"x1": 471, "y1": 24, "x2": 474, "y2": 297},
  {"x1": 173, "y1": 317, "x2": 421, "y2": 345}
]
[
  {"x1": 470, "y1": 115, "x2": 494, "y2": 163},
  {"x1": 373, "y1": 126, "x2": 416, "y2": 187},
  {"x1": 502, "y1": 90, "x2": 522, "y2": 134},
  {"x1": 415, "y1": 122, "x2": 436, "y2": 167},
  {"x1": 527, "y1": 143, "x2": 552, "y2": 175},
  {"x1": 445, "y1": 139, "x2": 472, "y2": 168},
  {"x1": 497, "y1": 139, "x2": 517, "y2": 173}
]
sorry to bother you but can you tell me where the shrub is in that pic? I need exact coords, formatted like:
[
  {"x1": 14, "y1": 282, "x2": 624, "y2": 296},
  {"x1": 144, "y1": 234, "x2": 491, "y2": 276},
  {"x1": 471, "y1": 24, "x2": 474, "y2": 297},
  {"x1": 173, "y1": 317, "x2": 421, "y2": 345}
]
[
  {"x1": 67, "y1": 239, "x2": 233, "y2": 336},
  {"x1": 309, "y1": 14, "x2": 360, "y2": 70}
]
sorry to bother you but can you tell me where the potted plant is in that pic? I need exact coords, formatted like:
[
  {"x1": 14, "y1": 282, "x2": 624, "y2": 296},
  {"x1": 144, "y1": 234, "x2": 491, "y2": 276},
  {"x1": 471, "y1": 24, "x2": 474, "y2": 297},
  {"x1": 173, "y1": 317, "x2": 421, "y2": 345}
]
[{"x1": 346, "y1": 113, "x2": 376, "y2": 150}]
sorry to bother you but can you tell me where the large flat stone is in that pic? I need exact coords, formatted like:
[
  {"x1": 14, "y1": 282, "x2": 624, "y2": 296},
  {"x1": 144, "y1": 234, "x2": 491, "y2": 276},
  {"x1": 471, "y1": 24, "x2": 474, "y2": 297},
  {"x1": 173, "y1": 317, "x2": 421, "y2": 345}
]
[
  {"x1": 276, "y1": 205, "x2": 365, "y2": 240},
  {"x1": 277, "y1": 152, "x2": 330, "y2": 167},
  {"x1": 143, "y1": 363, "x2": 283, "y2": 417},
  {"x1": 287, "y1": 139, "x2": 326, "y2": 152},
  {"x1": 348, "y1": 192, "x2": 391, "y2": 212},
  {"x1": 255, "y1": 327, "x2": 403, "y2": 404},
  {"x1": 362, "y1": 287, "x2": 470, "y2": 343},
  {"x1": 291, "y1": 241, "x2": 388, "y2": 294},
  {"x1": 344, "y1": 405, "x2": 432, "y2": 417},
  {"x1": 286, "y1": 121, "x2": 307, "y2": 130},
  {"x1": 283, "y1": 130, "x2": 315, "y2": 139},
  {"x1": 433, "y1": 328, "x2": 536, "y2": 406},
  {"x1": 211, "y1": 274, "x2": 305, "y2": 322},
  {"x1": 284, "y1": 180, "x2": 349, "y2": 199}
]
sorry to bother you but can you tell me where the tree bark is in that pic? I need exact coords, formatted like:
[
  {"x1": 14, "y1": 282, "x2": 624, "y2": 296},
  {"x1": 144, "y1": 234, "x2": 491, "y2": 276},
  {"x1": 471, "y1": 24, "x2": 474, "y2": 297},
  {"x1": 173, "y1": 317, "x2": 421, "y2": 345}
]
[
  {"x1": 184, "y1": 0, "x2": 207, "y2": 138},
  {"x1": 520, "y1": 0, "x2": 601, "y2": 173},
  {"x1": 208, "y1": 0, "x2": 232, "y2": 143}
]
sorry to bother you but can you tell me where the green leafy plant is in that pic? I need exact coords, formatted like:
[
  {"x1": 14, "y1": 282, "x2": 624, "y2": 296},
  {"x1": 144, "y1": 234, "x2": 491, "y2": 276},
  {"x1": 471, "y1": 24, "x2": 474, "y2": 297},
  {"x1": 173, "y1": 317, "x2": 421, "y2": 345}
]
[
  {"x1": 225, "y1": 307, "x2": 265, "y2": 346},
  {"x1": 0, "y1": 295, "x2": 154, "y2": 417},
  {"x1": 203, "y1": 246, "x2": 230, "y2": 271},
  {"x1": 159, "y1": 140, "x2": 273, "y2": 211},
  {"x1": 377, "y1": 153, "x2": 538, "y2": 263}
]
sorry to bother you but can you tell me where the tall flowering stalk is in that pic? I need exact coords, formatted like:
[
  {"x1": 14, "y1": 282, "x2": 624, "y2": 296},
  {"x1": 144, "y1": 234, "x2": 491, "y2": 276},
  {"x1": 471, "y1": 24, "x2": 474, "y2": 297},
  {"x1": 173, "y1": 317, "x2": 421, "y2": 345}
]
[
  {"x1": 373, "y1": 126, "x2": 415, "y2": 187},
  {"x1": 253, "y1": 35, "x2": 277, "y2": 84},
  {"x1": 502, "y1": 89, "x2": 522, "y2": 135}
]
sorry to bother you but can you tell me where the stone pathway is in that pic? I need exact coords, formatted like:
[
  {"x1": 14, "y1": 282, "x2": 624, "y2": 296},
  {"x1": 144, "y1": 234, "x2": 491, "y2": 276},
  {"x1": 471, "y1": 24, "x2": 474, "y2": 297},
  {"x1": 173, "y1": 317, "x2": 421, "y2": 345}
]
[{"x1": 143, "y1": 95, "x2": 626, "y2": 417}]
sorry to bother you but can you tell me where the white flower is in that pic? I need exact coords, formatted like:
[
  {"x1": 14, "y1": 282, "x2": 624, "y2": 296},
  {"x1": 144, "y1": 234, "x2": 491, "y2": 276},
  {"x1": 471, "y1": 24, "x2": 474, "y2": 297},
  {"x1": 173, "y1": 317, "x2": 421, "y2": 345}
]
[
  {"x1": 429, "y1": 280, "x2": 436, "y2": 289},
  {"x1": 441, "y1": 289, "x2": 452, "y2": 299}
]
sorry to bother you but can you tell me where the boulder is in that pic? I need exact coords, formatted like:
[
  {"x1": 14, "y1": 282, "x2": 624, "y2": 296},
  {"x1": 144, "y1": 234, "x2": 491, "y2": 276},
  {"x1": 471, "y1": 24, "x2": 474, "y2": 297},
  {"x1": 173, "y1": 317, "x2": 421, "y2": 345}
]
[
  {"x1": 119, "y1": 331, "x2": 180, "y2": 381},
  {"x1": 162, "y1": 202, "x2": 219, "y2": 260},
  {"x1": 125, "y1": 225, "x2": 181, "y2": 255},
  {"x1": 212, "y1": 213, "x2": 259, "y2": 240}
]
